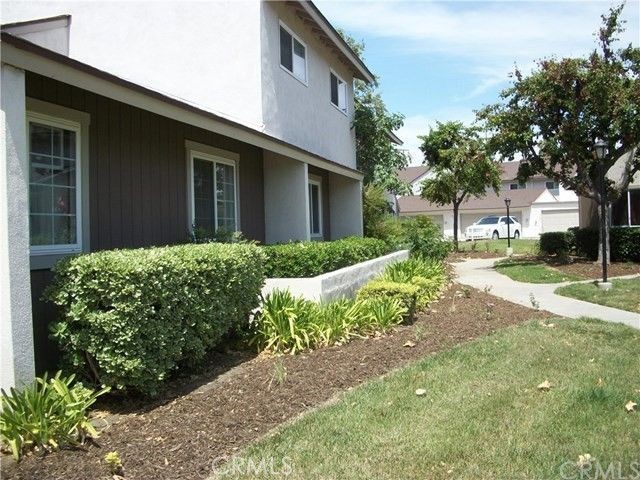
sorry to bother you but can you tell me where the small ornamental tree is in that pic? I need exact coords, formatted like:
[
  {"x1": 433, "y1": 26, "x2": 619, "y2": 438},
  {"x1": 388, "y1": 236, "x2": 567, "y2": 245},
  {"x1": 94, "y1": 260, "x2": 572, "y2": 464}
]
[
  {"x1": 477, "y1": 4, "x2": 640, "y2": 264},
  {"x1": 419, "y1": 121, "x2": 502, "y2": 250}
]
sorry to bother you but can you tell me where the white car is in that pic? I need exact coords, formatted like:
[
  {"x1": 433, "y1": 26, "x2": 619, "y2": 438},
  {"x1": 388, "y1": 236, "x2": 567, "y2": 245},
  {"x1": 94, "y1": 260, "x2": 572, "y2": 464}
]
[{"x1": 465, "y1": 215, "x2": 521, "y2": 241}]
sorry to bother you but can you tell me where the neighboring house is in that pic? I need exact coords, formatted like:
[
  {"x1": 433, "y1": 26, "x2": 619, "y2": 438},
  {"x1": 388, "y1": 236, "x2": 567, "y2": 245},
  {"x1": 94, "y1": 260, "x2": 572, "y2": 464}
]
[
  {"x1": 0, "y1": 1, "x2": 375, "y2": 389},
  {"x1": 397, "y1": 161, "x2": 580, "y2": 238},
  {"x1": 579, "y1": 150, "x2": 640, "y2": 229}
]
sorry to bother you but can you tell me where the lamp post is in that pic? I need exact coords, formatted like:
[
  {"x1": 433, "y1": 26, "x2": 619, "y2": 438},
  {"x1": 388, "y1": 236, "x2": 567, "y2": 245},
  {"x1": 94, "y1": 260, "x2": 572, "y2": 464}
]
[
  {"x1": 594, "y1": 139, "x2": 611, "y2": 290},
  {"x1": 504, "y1": 197, "x2": 512, "y2": 256}
]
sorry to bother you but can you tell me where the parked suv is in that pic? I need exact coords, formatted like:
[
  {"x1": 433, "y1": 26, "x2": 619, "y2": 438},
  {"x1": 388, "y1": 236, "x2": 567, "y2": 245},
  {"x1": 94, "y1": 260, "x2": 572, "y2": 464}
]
[{"x1": 465, "y1": 215, "x2": 521, "y2": 240}]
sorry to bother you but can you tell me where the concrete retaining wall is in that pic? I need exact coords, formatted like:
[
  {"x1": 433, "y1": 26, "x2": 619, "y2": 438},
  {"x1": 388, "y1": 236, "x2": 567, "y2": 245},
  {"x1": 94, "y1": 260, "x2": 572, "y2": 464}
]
[{"x1": 262, "y1": 249, "x2": 409, "y2": 302}]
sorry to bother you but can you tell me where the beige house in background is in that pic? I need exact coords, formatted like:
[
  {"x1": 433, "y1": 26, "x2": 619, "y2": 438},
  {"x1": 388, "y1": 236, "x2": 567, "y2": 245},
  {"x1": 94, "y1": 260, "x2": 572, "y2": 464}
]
[{"x1": 397, "y1": 161, "x2": 580, "y2": 239}]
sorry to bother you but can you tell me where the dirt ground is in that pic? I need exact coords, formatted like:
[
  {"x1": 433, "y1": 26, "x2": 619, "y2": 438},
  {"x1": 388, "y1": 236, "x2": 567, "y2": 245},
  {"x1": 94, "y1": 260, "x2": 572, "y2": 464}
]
[
  {"x1": 1, "y1": 284, "x2": 553, "y2": 480},
  {"x1": 549, "y1": 258, "x2": 640, "y2": 279}
]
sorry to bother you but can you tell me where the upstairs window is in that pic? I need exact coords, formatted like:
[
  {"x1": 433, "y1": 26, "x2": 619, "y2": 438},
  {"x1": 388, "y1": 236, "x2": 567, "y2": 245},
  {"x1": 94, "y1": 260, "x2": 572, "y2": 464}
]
[
  {"x1": 280, "y1": 23, "x2": 307, "y2": 83},
  {"x1": 330, "y1": 71, "x2": 347, "y2": 114}
]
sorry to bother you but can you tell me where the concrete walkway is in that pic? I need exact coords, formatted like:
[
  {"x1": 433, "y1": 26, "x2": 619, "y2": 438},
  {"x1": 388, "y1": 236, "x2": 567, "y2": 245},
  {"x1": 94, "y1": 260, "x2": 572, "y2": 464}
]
[{"x1": 452, "y1": 257, "x2": 640, "y2": 329}]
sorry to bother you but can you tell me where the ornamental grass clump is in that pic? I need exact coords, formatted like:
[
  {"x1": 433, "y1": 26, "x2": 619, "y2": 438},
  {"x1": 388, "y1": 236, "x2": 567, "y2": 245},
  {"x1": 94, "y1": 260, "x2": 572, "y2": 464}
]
[{"x1": 0, "y1": 372, "x2": 109, "y2": 460}]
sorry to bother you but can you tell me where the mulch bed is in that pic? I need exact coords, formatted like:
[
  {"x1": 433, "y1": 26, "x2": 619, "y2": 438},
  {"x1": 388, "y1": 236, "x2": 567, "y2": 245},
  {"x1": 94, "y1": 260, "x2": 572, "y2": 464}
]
[
  {"x1": 549, "y1": 258, "x2": 640, "y2": 279},
  {"x1": 2, "y1": 284, "x2": 553, "y2": 480}
]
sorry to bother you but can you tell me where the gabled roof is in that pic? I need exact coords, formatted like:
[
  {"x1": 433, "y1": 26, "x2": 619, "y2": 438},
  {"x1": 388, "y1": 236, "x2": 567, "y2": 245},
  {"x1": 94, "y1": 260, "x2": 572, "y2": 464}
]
[
  {"x1": 291, "y1": 1, "x2": 375, "y2": 83},
  {"x1": 397, "y1": 165, "x2": 429, "y2": 184},
  {"x1": 397, "y1": 187, "x2": 546, "y2": 214}
]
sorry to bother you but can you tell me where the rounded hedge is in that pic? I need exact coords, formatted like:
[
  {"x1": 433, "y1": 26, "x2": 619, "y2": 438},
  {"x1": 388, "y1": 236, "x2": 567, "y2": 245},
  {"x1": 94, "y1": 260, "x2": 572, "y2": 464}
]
[{"x1": 47, "y1": 243, "x2": 266, "y2": 396}]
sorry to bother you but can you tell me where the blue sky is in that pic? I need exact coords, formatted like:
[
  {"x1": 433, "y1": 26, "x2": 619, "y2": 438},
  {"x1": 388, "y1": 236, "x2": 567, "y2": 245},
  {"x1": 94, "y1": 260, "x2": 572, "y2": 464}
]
[{"x1": 316, "y1": 0, "x2": 640, "y2": 164}]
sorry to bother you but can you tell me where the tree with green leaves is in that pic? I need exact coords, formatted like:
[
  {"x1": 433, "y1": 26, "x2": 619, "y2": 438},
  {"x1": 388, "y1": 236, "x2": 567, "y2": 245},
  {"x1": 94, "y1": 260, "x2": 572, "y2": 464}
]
[
  {"x1": 339, "y1": 31, "x2": 409, "y2": 193},
  {"x1": 477, "y1": 4, "x2": 640, "y2": 264},
  {"x1": 419, "y1": 121, "x2": 502, "y2": 250}
]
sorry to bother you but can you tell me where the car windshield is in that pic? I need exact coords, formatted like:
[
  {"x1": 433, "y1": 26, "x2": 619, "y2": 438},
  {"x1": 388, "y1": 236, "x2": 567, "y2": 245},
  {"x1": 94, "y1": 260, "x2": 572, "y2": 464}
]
[{"x1": 476, "y1": 216, "x2": 499, "y2": 225}]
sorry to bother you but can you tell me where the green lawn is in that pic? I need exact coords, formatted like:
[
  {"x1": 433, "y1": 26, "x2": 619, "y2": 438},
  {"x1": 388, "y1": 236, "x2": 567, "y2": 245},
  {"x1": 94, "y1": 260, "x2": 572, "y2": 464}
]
[
  {"x1": 457, "y1": 238, "x2": 538, "y2": 255},
  {"x1": 555, "y1": 278, "x2": 640, "y2": 313},
  {"x1": 224, "y1": 319, "x2": 640, "y2": 479},
  {"x1": 494, "y1": 258, "x2": 583, "y2": 283}
]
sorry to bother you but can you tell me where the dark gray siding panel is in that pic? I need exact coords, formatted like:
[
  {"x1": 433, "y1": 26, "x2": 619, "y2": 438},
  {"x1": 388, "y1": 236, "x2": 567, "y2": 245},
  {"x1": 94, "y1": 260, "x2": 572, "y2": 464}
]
[{"x1": 25, "y1": 72, "x2": 265, "y2": 372}]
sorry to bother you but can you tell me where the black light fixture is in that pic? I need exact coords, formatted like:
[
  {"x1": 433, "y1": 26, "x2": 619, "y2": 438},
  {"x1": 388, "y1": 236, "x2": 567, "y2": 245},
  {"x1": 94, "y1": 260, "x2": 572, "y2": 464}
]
[
  {"x1": 594, "y1": 138, "x2": 609, "y2": 285},
  {"x1": 504, "y1": 197, "x2": 512, "y2": 249}
]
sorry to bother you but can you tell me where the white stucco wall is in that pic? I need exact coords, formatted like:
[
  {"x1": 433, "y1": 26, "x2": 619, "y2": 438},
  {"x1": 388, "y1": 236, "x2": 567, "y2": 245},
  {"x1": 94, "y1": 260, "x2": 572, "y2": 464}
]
[
  {"x1": 263, "y1": 151, "x2": 309, "y2": 243},
  {"x1": 1, "y1": 1, "x2": 264, "y2": 128},
  {"x1": 0, "y1": 64, "x2": 35, "y2": 390},
  {"x1": 260, "y1": 1, "x2": 357, "y2": 168},
  {"x1": 329, "y1": 172, "x2": 363, "y2": 238},
  {"x1": 263, "y1": 249, "x2": 409, "y2": 302}
]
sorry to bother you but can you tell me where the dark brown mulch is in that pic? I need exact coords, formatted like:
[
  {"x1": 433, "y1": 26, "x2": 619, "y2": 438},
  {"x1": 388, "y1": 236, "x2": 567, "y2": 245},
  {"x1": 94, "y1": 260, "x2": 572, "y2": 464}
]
[
  {"x1": 2, "y1": 285, "x2": 553, "y2": 480},
  {"x1": 549, "y1": 258, "x2": 640, "y2": 279}
]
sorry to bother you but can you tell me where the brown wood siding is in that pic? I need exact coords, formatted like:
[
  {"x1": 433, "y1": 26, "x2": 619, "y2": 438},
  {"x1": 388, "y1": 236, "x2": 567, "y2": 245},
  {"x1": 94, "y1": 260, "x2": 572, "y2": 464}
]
[
  {"x1": 26, "y1": 72, "x2": 265, "y2": 249},
  {"x1": 26, "y1": 72, "x2": 265, "y2": 373}
]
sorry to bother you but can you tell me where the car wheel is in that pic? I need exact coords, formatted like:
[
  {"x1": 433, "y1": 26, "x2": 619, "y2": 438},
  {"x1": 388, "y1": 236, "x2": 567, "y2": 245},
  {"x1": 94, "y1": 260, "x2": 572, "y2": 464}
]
[
  {"x1": 514, "y1": 230, "x2": 520, "y2": 239},
  {"x1": 492, "y1": 231, "x2": 499, "y2": 240}
]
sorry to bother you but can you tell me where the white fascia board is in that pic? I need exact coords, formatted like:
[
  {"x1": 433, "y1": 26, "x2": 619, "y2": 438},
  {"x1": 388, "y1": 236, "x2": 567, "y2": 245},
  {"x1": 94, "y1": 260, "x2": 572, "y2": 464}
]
[{"x1": 1, "y1": 42, "x2": 363, "y2": 181}]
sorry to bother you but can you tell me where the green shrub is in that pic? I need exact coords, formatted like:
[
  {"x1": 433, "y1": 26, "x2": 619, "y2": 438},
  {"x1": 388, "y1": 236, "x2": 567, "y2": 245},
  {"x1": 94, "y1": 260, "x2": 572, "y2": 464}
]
[
  {"x1": 47, "y1": 243, "x2": 265, "y2": 396},
  {"x1": 539, "y1": 231, "x2": 573, "y2": 256},
  {"x1": 380, "y1": 258, "x2": 446, "y2": 309},
  {"x1": 363, "y1": 184, "x2": 394, "y2": 239},
  {"x1": 357, "y1": 298, "x2": 407, "y2": 333},
  {"x1": 251, "y1": 289, "x2": 316, "y2": 354},
  {"x1": 401, "y1": 216, "x2": 452, "y2": 260},
  {"x1": 263, "y1": 236, "x2": 390, "y2": 278},
  {"x1": 610, "y1": 227, "x2": 640, "y2": 262},
  {"x1": 0, "y1": 372, "x2": 109, "y2": 459},
  {"x1": 357, "y1": 280, "x2": 419, "y2": 320},
  {"x1": 310, "y1": 299, "x2": 364, "y2": 347},
  {"x1": 571, "y1": 226, "x2": 640, "y2": 262}
]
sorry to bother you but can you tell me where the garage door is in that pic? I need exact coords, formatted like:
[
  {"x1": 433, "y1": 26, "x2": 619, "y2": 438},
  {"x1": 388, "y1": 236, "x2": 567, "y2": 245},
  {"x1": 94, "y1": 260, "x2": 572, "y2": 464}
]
[
  {"x1": 541, "y1": 209, "x2": 579, "y2": 233},
  {"x1": 460, "y1": 214, "x2": 484, "y2": 234}
]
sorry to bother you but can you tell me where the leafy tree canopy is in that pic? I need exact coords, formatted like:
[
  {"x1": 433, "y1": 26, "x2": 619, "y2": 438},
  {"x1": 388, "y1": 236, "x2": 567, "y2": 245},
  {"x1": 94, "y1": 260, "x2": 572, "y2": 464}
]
[
  {"x1": 419, "y1": 121, "x2": 502, "y2": 248},
  {"x1": 477, "y1": 4, "x2": 640, "y2": 203},
  {"x1": 339, "y1": 31, "x2": 410, "y2": 194}
]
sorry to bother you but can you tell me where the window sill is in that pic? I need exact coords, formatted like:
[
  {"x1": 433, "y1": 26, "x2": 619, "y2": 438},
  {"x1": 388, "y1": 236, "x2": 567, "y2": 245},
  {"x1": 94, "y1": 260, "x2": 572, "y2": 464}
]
[
  {"x1": 280, "y1": 64, "x2": 308, "y2": 87},
  {"x1": 30, "y1": 249, "x2": 82, "y2": 270},
  {"x1": 330, "y1": 102, "x2": 348, "y2": 117}
]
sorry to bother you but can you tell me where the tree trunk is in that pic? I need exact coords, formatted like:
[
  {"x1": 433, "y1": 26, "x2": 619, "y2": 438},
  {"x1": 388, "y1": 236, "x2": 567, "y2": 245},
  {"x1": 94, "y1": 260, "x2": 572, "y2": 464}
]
[
  {"x1": 453, "y1": 202, "x2": 460, "y2": 251},
  {"x1": 596, "y1": 200, "x2": 611, "y2": 265}
]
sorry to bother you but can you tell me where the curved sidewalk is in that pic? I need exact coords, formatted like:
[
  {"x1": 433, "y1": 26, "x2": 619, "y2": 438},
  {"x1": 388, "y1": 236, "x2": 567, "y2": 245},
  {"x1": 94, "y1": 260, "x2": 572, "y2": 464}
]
[{"x1": 452, "y1": 257, "x2": 640, "y2": 329}]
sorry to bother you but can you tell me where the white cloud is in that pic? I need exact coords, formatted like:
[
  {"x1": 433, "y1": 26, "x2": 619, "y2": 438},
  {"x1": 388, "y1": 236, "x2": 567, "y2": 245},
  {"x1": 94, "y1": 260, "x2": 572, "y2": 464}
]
[
  {"x1": 318, "y1": 0, "x2": 639, "y2": 100},
  {"x1": 397, "y1": 108, "x2": 477, "y2": 165}
]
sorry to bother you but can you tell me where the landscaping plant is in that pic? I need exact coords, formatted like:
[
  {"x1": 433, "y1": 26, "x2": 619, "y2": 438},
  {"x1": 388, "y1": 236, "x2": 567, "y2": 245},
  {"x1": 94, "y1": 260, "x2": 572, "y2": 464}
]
[
  {"x1": 47, "y1": 243, "x2": 265, "y2": 396},
  {"x1": 380, "y1": 258, "x2": 447, "y2": 309},
  {"x1": 357, "y1": 280, "x2": 420, "y2": 320},
  {"x1": 401, "y1": 216, "x2": 452, "y2": 260},
  {"x1": 0, "y1": 372, "x2": 109, "y2": 460},
  {"x1": 263, "y1": 236, "x2": 390, "y2": 278}
]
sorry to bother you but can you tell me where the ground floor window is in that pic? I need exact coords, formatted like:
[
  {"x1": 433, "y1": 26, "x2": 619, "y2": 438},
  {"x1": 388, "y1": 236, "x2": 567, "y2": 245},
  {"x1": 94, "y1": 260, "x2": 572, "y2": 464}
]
[
  {"x1": 27, "y1": 113, "x2": 81, "y2": 254},
  {"x1": 190, "y1": 151, "x2": 237, "y2": 234},
  {"x1": 308, "y1": 178, "x2": 322, "y2": 238},
  {"x1": 612, "y1": 188, "x2": 640, "y2": 226}
]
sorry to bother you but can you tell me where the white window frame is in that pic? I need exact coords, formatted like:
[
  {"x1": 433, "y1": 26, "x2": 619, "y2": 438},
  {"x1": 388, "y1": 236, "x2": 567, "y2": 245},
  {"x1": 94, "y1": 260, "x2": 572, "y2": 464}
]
[
  {"x1": 308, "y1": 177, "x2": 323, "y2": 238},
  {"x1": 329, "y1": 69, "x2": 348, "y2": 115},
  {"x1": 187, "y1": 146, "x2": 240, "y2": 233},
  {"x1": 615, "y1": 188, "x2": 640, "y2": 227},
  {"x1": 279, "y1": 20, "x2": 308, "y2": 86},
  {"x1": 26, "y1": 111, "x2": 83, "y2": 256}
]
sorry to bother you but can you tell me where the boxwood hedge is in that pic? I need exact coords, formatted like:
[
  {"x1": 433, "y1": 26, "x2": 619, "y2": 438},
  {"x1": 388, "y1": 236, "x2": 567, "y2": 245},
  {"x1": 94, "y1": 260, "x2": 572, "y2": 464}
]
[
  {"x1": 263, "y1": 236, "x2": 390, "y2": 278},
  {"x1": 571, "y1": 226, "x2": 640, "y2": 262},
  {"x1": 47, "y1": 243, "x2": 265, "y2": 396}
]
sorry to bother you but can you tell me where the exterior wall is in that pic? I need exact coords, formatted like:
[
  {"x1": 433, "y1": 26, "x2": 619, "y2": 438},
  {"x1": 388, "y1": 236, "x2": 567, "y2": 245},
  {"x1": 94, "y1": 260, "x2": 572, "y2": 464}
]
[
  {"x1": 263, "y1": 250, "x2": 409, "y2": 302},
  {"x1": 260, "y1": 1, "x2": 356, "y2": 168},
  {"x1": 328, "y1": 172, "x2": 363, "y2": 238},
  {"x1": 0, "y1": 63, "x2": 36, "y2": 389},
  {"x1": 1, "y1": 1, "x2": 264, "y2": 128},
  {"x1": 25, "y1": 73, "x2": 266, "y2": 373},
  {"x1": 263, "y1": 151, "x2": 309, "y2": 243}
]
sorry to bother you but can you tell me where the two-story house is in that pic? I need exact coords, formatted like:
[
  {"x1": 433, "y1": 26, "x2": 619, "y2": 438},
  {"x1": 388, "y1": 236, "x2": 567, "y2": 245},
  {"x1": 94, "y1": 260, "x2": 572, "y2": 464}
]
[
  {"x1": 396, "y1": 161, "x2": 580, "y2": 238},
  {"x1": 0, "y1": 1, "x2": 374, "y2": 389}
]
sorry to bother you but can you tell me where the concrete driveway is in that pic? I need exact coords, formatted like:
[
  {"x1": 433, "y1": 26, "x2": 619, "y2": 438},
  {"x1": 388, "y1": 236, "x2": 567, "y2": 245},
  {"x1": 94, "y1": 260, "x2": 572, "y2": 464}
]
[{"x1": 452, "y1": 257, "x2": 640, "y2": 329}]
